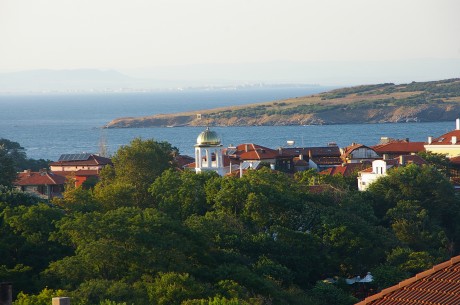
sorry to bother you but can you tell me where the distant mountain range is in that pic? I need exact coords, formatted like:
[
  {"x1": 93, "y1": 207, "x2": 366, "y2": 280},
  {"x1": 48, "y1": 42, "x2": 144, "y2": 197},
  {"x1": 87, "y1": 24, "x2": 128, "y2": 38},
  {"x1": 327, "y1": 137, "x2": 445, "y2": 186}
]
[{"x1": 1, "y1": 58, "x2": 460, "y2": 93}]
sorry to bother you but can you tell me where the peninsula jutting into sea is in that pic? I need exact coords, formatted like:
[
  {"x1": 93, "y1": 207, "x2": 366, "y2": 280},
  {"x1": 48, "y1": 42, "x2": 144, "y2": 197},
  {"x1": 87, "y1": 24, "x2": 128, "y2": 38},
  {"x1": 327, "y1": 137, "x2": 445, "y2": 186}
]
[{"x1": 106, "y1": 78, "x2": 460, "y2": 128}]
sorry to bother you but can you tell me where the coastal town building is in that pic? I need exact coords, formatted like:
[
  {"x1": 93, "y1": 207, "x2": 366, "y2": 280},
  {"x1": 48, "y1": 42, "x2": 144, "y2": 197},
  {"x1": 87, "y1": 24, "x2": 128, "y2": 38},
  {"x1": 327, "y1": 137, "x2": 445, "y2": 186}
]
[
  {"x1": 320, "y1": 162, "x2": 368, "y2": 177},
  {"x1": 372, "y1": 138, "x2": 425, "y2": 159},
  {"x1": 49, "y1": 153, "x2": 112, "y2": 188},
  {"x1": 357, "y1": 155, "x2": 427, "y2": 191},
  {"x1": 356, "y1": 255, "x2": 460, "y2": 305},
  {"x1": 276, "y1": 144, "x2": 342, "y2": 172},
  {"x1": 341, "y1": 143, "x2": 380, "y2": 164},
  {"x1": 194, "y1": 127, "x2": 226, "y2": 176},
  {"x1": 425, "y1": 118, "x2": 460, "y2": 157},
  {"x1": 14, "y1": 169, "x2": 66, "y2": 200}
]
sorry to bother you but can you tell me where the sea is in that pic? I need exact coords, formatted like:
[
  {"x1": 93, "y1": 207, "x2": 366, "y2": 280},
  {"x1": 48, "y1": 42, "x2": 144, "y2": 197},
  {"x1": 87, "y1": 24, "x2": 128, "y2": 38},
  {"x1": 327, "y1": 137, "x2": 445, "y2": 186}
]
[{"x1": 0, "y1": 87, "x2": 455, "y2": 161}]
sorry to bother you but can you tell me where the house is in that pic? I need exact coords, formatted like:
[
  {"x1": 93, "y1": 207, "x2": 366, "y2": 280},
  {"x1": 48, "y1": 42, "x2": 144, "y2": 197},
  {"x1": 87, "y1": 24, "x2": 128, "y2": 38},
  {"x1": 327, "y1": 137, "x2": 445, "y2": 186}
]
[
  {"x1": 15, "y1": 169, "x2": 66, "y2": 200},
  {"x1": 356, "y1": 255, "x2": 460, "y2": 305},
  {"x1": 49, "y1": 153, "x2": 112, "y2": 187},
  {"x1": 50, "y1": 153, "x2": 112, "y2": 172},
  {"x1": 425, "y1": 118, "x2": 460, "y2": 157},
  {"x1": 320, "y1": 162, "x2": 369, "y2": 177},
  {"x1": 341, "y1": 143, "x2": 380, "y2": 164},
  {"x1": 357, "y1": 155, "x2": 426, "y2": 191},
  {"x1": 226, "y1": 143, "x2": 279, "y2": 167},
  {"x1": 276, "y1": 145, "x2": 342, "y2": 172},
  {"x1": 372, "y1": 138, "x2": 425, "y2": 159}
]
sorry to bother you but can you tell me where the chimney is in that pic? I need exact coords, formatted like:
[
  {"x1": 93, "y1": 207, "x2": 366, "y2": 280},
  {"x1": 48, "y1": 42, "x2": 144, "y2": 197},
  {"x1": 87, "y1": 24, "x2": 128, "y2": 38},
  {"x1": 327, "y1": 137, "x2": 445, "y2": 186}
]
[
  {"x1": 278, "y1": 147, "x2": 283, "y2": 155},
  {"x1": 0, "y1": 283, "x2": 12, "y2": 305},
  {"x1": 427, "y1": 136, "x2": 432, "y2": 144},
  {"x1": 453, "y1": 136, "x2": 457, "y2": 144},
  {"x1": 456, "y1": 118, "x2": 460, "y2": 130},
  {"x1": 245, "y1": 144, "x2": 249, "y2": 152},
  {"x1": 39, "y1": 168, "x2": 47, "y2": 176},
  {"x1": 399, "y1": 155, "x2": 405, "y2": 166}
]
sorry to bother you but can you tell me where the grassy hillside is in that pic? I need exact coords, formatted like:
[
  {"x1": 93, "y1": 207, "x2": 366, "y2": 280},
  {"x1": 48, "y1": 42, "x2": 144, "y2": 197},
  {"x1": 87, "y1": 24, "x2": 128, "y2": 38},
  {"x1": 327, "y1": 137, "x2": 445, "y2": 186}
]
[{"x1": 106, "y1": 78, "x2": 460, "y2": 128}]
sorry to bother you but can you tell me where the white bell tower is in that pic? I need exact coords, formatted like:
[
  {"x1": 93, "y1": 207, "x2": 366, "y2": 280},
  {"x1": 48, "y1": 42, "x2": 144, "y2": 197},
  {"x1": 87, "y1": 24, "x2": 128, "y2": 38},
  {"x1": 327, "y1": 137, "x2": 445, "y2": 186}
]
[{"x1": 195, "y1": 127, "x2": 224, "y2": 176}]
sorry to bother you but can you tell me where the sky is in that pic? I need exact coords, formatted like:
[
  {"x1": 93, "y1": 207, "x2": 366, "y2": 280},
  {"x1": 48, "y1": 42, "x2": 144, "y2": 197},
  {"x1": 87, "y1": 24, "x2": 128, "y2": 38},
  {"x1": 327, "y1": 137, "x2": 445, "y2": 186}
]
[{"x1": 1, "y1": 0, "x2": 460, "y2": 86}]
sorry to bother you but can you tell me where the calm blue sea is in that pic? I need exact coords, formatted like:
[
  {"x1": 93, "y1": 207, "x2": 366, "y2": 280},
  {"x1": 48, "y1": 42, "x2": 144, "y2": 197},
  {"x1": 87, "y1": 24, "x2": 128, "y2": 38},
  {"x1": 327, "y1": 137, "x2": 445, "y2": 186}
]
[{"x1": 0, "y1": 87, "x2": 455, "y2": 161}]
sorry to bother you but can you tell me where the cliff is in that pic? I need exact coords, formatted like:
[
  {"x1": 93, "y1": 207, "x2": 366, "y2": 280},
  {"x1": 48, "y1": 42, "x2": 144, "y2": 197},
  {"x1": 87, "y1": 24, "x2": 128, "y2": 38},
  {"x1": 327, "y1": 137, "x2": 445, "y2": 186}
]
[{"x1": 106, "y1": 78, "x2": 460, "y2": 128}]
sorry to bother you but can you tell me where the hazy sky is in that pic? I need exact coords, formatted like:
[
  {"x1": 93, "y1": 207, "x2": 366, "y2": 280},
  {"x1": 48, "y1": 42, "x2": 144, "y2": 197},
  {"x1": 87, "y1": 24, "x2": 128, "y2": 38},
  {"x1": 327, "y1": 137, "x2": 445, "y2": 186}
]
[{"x1": 1, "y1": 0, "x2": 459, "y2": 73}]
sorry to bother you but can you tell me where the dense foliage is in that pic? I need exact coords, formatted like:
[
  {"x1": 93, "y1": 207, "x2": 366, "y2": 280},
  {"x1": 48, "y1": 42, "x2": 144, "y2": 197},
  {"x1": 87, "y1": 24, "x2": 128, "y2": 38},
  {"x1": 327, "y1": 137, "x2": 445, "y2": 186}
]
[{"x1": 1, "y1": 138, "x2": 460, "y2": 305}]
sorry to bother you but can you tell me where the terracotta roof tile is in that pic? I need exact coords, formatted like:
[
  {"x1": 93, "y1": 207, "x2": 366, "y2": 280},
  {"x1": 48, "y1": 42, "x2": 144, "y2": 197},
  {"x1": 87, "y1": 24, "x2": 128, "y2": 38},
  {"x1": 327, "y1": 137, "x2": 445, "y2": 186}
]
[
  {"x1": 233, "y1": 143, "x2": 278, "y2": 160},
  {"x1": 15, "y1": 171, "x2": 66, "y2": 186},
  {"x1": 372, "y1": 142, "x2": 426, "y2": 154},
  {"x1": 320, "y1": 163, "x2": 370, "y2": 176},
  {"x1": 428, "y1": 130, "x2": 460, "y2": 145},
  {"x1": 356, "y1": 255, "x2": 460, "y2": 305}
]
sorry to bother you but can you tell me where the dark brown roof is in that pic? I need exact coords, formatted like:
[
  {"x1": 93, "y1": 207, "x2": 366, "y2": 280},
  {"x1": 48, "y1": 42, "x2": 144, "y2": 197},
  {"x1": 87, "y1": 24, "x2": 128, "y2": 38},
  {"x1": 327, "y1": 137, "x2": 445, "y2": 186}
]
[
  {"x1": 310, "y1": 156, "x2": 343, "y2": 166},
  {"x1": 49, "y1": 154, "x2": 112, "y2": 166},
  {"x1": 356, "y1": 255, "x2": 460, "y2": 305},
  {"x1": 15, "y1": 171, "x2": 66, "y2": 186},
  {"x1": 279, "y1": 146, "x2": 341, "y2": 158},
  {"x1": 342, "y1": 144, "x2": 378, "y2": 160}
]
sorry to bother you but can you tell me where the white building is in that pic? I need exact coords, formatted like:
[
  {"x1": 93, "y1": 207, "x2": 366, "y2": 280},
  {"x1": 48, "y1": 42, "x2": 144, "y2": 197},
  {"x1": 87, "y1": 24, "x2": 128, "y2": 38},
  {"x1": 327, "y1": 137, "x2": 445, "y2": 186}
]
[
  {"x1": 194, "y1": 127, "x2": 225, "y2": 176},
  {"x1": 357, "y1": 159, "x2": 390, "y2": 191}
]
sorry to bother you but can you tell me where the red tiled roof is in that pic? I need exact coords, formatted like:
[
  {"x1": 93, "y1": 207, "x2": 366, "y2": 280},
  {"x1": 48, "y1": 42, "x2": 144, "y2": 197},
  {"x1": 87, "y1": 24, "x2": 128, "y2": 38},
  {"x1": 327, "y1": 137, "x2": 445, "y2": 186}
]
[
  {"x1": 15, "y1": 171, "x2": 66, "y2": 186},
  {"x1": 320, "y1": 163, "x2": 370, "y2": 176},
  {"x1": 428, "y1": 130, "x2": 460, "y2": 145},
  {"x1": 450, "y1": 156, "x2": 460, "y2": 165},
  {"x1": 233, "y1": 143, "x2": 278, "y2": 160},
  {"x1": 394, "y1": 155, "x2": 427, "y2": 166},
  {"x1": 356, "y1": 255, "x2": 460, "y2": 305},
  {"x1": 49, "y1": 154, "x2": 112, "y2": 166},
  {"x1": 75, "y1": 170, "x2": 100, "y2": 176},
  {"x1": 372, "y1": 142, "x2": 426, "y2": 154}
]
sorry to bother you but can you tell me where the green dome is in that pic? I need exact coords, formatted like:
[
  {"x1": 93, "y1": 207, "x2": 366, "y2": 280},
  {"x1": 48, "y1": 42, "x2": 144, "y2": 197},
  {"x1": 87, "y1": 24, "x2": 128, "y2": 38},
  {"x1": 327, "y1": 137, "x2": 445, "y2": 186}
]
[{"x1": 196, "y1": 127, "x2": 221, "y2": 146}]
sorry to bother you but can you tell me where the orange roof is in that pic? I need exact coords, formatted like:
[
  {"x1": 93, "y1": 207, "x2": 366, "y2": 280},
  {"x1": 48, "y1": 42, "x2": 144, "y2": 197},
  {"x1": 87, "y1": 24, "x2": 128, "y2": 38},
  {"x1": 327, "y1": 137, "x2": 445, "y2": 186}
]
[
  {"x1": 15, "y1": 171, "x2": 66, "y2": 186},
  {"x1": 372, "y1": 142, "x2": 426, "y2": 154},
  {"x1": 450, "y1": 156, "x2": 460, "y2": 165},
  {"x1": 356, "y1": 255, "x2": 460, "y2": 305},
  {"x1": 429, "y1": 129, "x2": 460, "y2": 145},
  {"x1": 320, "y1": 163, "x2": 370, "y2": 176},
  {"x1": 232, "y1": 143, "x2": 278, "y2": 160}
]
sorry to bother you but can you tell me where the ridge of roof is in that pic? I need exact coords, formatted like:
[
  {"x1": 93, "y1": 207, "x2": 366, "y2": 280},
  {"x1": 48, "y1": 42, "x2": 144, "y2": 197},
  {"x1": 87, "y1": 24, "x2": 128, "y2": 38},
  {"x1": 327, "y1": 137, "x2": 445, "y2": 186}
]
[{"x1": 355, "y1": 255, "x2": 460, "y2": 305}]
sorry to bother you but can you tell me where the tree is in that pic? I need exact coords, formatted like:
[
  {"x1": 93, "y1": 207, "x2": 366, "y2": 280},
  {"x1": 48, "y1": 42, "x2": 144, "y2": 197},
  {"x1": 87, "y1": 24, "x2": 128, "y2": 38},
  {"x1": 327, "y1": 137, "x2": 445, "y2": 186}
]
[
  {"x1": 0, "y1": 145, "x2": 17, "y2": 187},
  {"x1": 96, "y1": 138, "x2": 176, "y2": 208}
]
